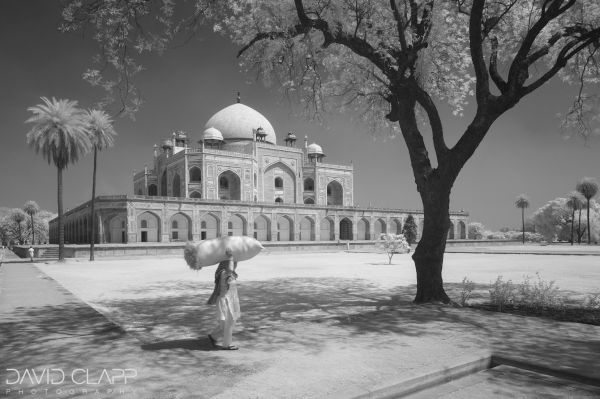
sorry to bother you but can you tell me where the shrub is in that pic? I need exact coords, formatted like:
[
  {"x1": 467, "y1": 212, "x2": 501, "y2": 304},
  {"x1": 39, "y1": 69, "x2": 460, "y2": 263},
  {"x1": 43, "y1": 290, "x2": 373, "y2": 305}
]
[
  {"x1": 460, "y1": 277, "x2": 475, "y2": 306},
  {"x1": 516, "y1": 273, "x2": 564, "y2": 310},
  {"x1": 489, "y1": 276, "x2": 515, "y2": 312},
  {"x1": 584, "y1": 293, "x2": 600, "y2": 310}
]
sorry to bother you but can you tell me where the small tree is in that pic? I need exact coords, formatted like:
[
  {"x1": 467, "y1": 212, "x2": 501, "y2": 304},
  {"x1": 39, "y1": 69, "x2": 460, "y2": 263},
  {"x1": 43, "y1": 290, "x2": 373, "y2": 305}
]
[
  {"x1": 401, "y1": 215, "x2": 417, "y2": 245},
  {"x1": 376, "y1": 233, "x2": 410, "y2": 265},
  {"x1": 515, "y1": 194, "x2": 530, "y2": 244},
  {"x1": 576, "y1": 177, "x2": 599, "y2": 245},
  {"x1": 23, "y1": 201, "x2": 40, "y2": 244}
]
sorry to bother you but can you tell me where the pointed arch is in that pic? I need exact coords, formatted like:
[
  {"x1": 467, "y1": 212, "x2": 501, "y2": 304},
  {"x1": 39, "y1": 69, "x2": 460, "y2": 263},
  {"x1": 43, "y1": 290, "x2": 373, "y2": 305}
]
[
  {"x1": 357, "y1": 218, "x2": 370, "y2": 240},
  {"x1": 264, "y1": 161, "x2": 297, "y2": 203},
  {"x1": 170, "y1": 212, "x2": 191, "y2": 241},
  {"x1": 160, "y1": 170, "x2": 167, "y2": 196},
  {"x1": 374, "y1": 218, "x2": 386, "y2": 237},
  {"x1": 200, "y1": 213, "x2": 220, "y2": 240},
  {"x1": 390, "y1": 218, "x2": 402, "y2": 235},
  {"x1": 253, "y1": 214, "x2": 271, "y2": 241},
  {"x1": 339, "y1": 217, "x2": 353, "y2": 240},
  {"x1": 189, "y1": 166, "x2": 202, "y2": 182},
  {"x1": 228, "y1": 214, "x2": 247, "y2": 236},
  {"x1": 448, "y1": 221, "x2": 455, "y2": 240},
  {"x1": 138, "y1": 211, "x2": 160, "y2": 242},
  {"x1": 172, "y1": 173, "x2": 181, "y2": 197},
  {"x1": 218, "y1": 170, "x2": 241, "y2": 200},
  {"x1": 320, "y1": 217, "x2": 334, "y2": 241},
  {"x1": 459, "y1": 221, "x2": 466, "y2": 239},
  {"x1": 148, "y1": 184, "x2": 158, "y2": 196},
  {"x1": 276, "y1": 215, "x2": 294, "y2": 241},
  {"x1": 327, "y1": 180, "x2": 343, "y2": 206},
  {"x1": 299, "y1": 216, "x2": 315, "y2": 241}
]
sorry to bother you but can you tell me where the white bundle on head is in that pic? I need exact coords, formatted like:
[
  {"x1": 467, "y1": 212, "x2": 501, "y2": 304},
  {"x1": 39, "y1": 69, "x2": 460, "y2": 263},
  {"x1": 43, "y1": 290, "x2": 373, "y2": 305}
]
[{"x1": 184, "y1": 236, "x2": 264, "y2": 270}]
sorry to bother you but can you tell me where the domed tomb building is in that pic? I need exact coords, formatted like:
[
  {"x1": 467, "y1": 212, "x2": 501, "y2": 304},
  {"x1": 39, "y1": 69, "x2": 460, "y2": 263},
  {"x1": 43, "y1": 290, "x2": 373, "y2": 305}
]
[{"x1": 49, "y1": 101, "x2": 469, "y2": 245}]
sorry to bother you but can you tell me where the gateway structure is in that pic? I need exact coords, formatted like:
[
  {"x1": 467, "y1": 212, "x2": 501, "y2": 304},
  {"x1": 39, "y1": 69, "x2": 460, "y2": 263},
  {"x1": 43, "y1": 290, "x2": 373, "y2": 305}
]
[{"x1": 49, "y1": 100, "x2": 468, "y2": 244}]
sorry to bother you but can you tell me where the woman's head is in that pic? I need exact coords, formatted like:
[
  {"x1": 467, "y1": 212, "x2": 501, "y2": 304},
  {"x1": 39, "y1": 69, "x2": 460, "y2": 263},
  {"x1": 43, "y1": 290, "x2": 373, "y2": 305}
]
[{"x1": 225, "y1": 247, "x2": 233, "y2": 258}]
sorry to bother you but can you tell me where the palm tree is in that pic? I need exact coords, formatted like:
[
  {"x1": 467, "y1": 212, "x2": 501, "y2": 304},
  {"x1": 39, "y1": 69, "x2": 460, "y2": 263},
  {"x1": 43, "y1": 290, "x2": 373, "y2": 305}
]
[
  {"x1": 515, "y1": 194, "x2": 530, "y2": 244},
  {"x1": 576, "y1": 177, "x2": 599, "y2": 245},
  {"x1": 566, "y1": 191, "x2": 584, "y2": 246},
  {"x1": 86, "y1": 109, "x2": 117, "y2": 261},
  {"x1": 26, "y1": 97, "x2": 92, "y2": 261},
  {"x1": 23, "y1": 201, "x2": 40, "y2": 244}
]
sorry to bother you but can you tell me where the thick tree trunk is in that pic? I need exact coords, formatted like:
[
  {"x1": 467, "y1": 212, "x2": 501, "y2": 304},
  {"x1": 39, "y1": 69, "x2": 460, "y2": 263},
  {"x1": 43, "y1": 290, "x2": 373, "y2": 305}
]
[
  {"x1": 90, "y1": 147, "x2": 97, "y2": 261},
  {"x1": 57, "y1": 167, "x2": 64, "y2": 261},
  {"x1": 412, "y1": 184, "x2": 452, "y2": 304}
]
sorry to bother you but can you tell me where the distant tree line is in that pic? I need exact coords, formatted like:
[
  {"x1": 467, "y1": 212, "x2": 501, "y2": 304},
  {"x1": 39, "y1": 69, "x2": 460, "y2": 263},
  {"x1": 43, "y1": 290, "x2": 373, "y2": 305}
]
[{"x1": 0, "y1": 202, "x2": 56, "y2": 246}]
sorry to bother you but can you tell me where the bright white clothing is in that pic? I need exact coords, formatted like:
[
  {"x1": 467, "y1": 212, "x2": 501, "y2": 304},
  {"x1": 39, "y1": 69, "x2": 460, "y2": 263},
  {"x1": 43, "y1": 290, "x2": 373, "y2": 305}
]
[
  {"x1": 211, "y1": 268, "x2": 240, "y2": 347},
  {"x1": 211, "y1": 310, "x2": 235, "y2": 347},
  {"x1": 215, "y1": 272, "x2": 241, "y2": 321}
]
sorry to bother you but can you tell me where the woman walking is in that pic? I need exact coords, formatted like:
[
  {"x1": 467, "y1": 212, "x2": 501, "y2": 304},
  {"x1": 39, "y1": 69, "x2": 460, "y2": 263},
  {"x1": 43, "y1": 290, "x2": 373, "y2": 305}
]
[{"x1": 207, "y1": 248, "x2": 240, "y2": 350}]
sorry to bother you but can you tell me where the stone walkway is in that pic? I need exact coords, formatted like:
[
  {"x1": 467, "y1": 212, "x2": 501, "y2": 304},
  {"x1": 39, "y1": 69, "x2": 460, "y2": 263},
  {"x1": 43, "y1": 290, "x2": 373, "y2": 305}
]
[{"x1": 1, "y1": 254, "x2": 600, "y2": 398}]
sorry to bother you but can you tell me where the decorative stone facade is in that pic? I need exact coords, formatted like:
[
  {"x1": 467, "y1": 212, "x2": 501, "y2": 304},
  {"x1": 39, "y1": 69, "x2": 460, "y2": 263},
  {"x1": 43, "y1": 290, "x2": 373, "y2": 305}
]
[{"x1": 50, "y1": 101, "x2": 469, "y2": 244}]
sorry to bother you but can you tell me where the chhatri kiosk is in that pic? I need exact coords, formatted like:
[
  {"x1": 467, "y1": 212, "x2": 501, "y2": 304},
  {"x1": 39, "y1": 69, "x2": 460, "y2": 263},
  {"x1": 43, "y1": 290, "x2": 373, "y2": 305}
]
[{"x1": 49, "y1": 99, "x2": 469, "y2": 245}]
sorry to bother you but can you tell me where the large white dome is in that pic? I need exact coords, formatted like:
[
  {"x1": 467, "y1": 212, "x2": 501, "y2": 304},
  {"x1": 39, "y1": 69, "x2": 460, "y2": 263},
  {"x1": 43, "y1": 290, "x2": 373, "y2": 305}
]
[{"x1": 204, "y1": 103, "x2": 276, "y2": 144}]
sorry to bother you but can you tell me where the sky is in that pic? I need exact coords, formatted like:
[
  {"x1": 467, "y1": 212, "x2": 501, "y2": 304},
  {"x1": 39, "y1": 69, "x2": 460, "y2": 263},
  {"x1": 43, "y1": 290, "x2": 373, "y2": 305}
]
[{"x1": 1, "y1": 1, "x2": 598, "y2": 230}]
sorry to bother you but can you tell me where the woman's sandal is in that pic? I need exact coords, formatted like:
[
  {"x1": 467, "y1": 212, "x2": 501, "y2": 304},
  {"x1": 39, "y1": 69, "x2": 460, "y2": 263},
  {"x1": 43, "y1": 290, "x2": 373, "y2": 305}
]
[
  {"x1": 208, "y1": 334, "x2": 217, "y2": 348},
  {"x1": 220, "y1": 345, "x2": 239, "y2": 350}
]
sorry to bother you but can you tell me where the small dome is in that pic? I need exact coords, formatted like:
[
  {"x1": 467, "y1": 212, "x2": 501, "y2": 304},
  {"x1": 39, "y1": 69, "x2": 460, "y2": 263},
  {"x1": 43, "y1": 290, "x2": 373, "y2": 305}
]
[
  {"x1": 201, "y1": 127, "x2": 223, "y2": 142},
  {"x1": 307, "y1": 143, "x2": 323, "y2": 155},
  {"x1": 162, "y1": 139, "x2": 173, "y2": 148},
  {"x1": 204, "y1": 103, "x2": 276, "y2": 144},
  {"x1": 286, "y1": 132, "x2": 297, "y2": 140}
]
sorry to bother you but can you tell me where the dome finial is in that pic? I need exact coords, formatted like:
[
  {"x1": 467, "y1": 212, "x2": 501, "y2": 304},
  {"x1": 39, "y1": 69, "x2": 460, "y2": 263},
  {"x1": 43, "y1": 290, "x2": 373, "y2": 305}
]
[{"x1": 237, "y1": 92, "x2": 241, "y2": 103}]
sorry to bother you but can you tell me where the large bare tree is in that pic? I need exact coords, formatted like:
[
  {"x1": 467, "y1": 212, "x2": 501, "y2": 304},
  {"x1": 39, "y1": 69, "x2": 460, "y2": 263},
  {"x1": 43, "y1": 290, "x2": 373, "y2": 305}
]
[{"x1": 61, "y1": 0, "x2": 600, "y2": 302}]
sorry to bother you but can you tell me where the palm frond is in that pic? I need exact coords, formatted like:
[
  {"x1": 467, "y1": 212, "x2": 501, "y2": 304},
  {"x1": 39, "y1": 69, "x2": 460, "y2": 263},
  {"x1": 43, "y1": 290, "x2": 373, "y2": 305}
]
[
  {"x1": 25, "y1": 97, "x2": 93, "y2": 169},
  {"x1": 86, "y1": 109, "x2": 117, "y2": 150}
]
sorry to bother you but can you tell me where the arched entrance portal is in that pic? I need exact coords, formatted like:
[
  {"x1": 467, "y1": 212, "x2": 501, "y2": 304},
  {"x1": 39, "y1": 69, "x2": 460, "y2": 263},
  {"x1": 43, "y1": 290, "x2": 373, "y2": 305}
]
[
  {"x1": 276, "y1": 216, "x2": 293, "y2": 241},
  {"x1": 170, "y1": 213, "x2": 191, "y2": 241},
  {"x1": 340, "y1": 218, "x2": 353, "y2": 240},
  {"x1": 228, "y1": 214, "x2": 246, "y2": 236},
  {"x1": 327, "y1": 180, "x2": 343, "y2": 206},
  {"x1": 254, "y1": 215, "x2": 271, "y2": 241},
  {"x1": 200, "y1": 213, "x2": 219, "y2": 240},
  {"x1": 357, "y1": 218, "x2": 370, "y2": 240},
  {"x1": 108, "y1": 215, "x2": 126, "y2": 243},
  {"x1": 320, "y1": 218, "x2": 334, "y2": 241},
  {"x1": 218, "y1": 171, "x2": 241, "y2": 200},
  {"x1": 138, "y1": 212, "x2": 160, "y2": 242},
  {"x1": 299, "y1": 217, "x2": 315, "y2": 241}
]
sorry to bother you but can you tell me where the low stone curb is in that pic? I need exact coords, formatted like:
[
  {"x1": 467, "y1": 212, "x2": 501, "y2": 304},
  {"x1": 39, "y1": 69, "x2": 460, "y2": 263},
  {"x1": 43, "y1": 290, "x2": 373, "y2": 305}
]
[{"x1": 352, "y1": 353, "x2": 492, "y2": 399}]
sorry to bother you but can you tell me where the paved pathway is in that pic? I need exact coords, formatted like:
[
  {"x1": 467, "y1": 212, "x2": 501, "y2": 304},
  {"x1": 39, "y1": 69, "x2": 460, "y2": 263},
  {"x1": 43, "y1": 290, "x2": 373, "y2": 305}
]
[{"x1": 1, "y1": 253, "x2": 600, "y2": 398}]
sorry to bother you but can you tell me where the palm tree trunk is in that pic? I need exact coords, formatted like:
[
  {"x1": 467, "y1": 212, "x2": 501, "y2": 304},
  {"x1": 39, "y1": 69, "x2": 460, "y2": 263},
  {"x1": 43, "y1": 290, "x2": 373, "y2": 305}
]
[
  {"x1": 578, "y1": 208, "x2": 583, "y2": 244},
  {"x1": 587, "y1": 199, "x2": 591, "y2": 245},
  {"x1": 57, "y1": 167, "x2": 64, "y2": 261},
  {"x1": 521, "y1": 207, "x2": 525, "y2": 244},
  {"x1": 571, "y1": 208, "x2": 575, "y2": 245},
  {"x1": 30, "y1": 214, "x2": 35, "y2": 244},
  {"x1": 90, "y1": 147, "x2": 97, "y2": 261}
]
